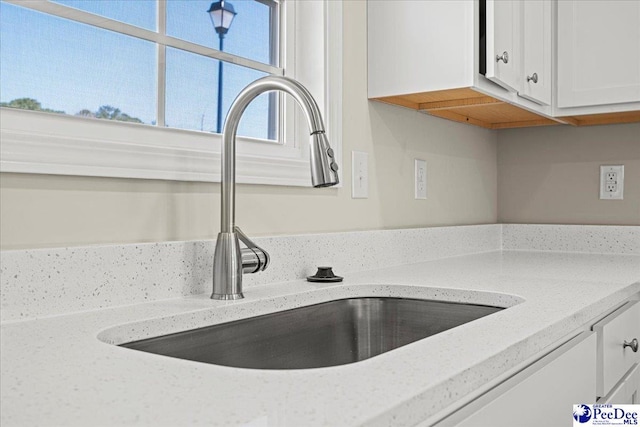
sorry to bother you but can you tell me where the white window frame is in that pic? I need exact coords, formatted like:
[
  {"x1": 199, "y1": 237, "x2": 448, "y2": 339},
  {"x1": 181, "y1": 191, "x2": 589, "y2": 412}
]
[{"x1": 0, "y1": 0, "x2": 342, "y2": 187}]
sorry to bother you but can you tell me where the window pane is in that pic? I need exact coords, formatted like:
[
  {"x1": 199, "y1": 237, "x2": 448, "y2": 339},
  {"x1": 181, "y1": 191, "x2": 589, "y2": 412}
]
[
  {"x1": 0, "y1": 3, "x2": 156, "y2": 125},
  {"x1": 51, "y1": 0, "x2": 156, "y2": 31},
  {"x1": 167, "y1": 0, "x2": 277, "y2": 66},
  {"x1": 165, "y1": 47, "x2": 276, "y2": 140}
]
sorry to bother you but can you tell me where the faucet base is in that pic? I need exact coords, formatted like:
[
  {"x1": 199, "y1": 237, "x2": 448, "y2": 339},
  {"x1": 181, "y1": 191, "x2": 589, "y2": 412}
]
[
  {"x1": 212, "y1": 232, "x2": 244, "y2": 299},
  {"x1": 211, "y1": 292, "x2": 244, "y2": 300}
]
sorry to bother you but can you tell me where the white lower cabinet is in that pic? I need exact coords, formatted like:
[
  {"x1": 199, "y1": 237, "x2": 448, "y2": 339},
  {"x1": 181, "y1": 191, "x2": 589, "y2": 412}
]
[
  {"x1": 599, "y1": 363, "x2": 640, "y2": 405},
  {"x1": 435, "y1": 332, "x2": 597, "y2": 427},
  {"x1": 432, "y1": 296, "x2": 640, "y2": 427},
  {"x1": 593, "y1": 301, "x2": 640, "y2": 400}
]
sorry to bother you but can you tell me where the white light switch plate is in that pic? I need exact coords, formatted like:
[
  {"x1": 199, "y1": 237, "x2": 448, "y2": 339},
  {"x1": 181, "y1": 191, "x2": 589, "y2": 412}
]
[
  {"x1": 351, "y1": 151, "x2": 368, "y2": 199},
  {"x1": 415, "y1": 159, "x2": 427, "y2": 199},
  {"x1": 600, "y1": 165, "x2": 624, "y2": 200}
]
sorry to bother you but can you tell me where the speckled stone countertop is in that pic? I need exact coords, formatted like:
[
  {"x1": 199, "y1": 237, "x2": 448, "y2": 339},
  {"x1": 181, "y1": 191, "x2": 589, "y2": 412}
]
[{"x1": 2, "y1": 250, "x2": 639, "y2": 426}]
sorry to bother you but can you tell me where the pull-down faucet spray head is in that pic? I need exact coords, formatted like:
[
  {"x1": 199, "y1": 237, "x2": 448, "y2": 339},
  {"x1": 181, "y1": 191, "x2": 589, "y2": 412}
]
[
  {"x1": 310, "y1": 131, "x2": 339, "y2": 188},
  {"x1": 211, "y1": 76, "x2": 339, "y2": 300}
]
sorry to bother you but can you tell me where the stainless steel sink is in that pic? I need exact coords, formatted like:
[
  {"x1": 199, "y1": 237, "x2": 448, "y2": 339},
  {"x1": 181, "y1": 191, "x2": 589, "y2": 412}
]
[{"x1": 121, "y1": 297, "x2": 503, "y2": 369}]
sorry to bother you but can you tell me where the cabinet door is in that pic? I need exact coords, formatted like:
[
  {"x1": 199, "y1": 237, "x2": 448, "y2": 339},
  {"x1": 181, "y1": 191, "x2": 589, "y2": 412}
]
[
  {"x1": 557, "y1": 1, "x2": 640, "y2": 108},
  {"x1": 436, "y1": 332, "x2": 597, "y2": 427},
  {"x1": 519, "y1": 0, "x2": 552, "y2": 105},
  {"x1": 486, "y1": 0, "x2": 521, "y2": 92}
]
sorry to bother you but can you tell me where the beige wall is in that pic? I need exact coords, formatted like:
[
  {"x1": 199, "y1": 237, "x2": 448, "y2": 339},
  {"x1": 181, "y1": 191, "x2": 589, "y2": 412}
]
[
  {"x1": 0, "y1": 1, "x2": 498, "y2": 250},
  {"x1": 2, "y1": 1, "x2": 637, "y2": 250},
  {"x1": 498, "y1": 123, "x2": 640, "y2": 225}
]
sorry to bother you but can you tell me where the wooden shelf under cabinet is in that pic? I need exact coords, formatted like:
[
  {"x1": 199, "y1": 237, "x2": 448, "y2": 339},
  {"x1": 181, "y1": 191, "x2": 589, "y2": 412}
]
[
  {"x1": 372, "y1": 88, "x2": 559, "y2": 129},
  {"x1": 371, "y1": 88, "x2": 640, "y2": 129},
  {"x1": 560, "y1": 111, "x2": 640, "y2": 127}
]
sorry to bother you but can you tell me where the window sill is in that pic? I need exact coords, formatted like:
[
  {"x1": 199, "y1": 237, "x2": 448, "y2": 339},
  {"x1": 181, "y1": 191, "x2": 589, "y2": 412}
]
[{"x1": 0, "y1": 108, "x2": 340, "y2": 187}]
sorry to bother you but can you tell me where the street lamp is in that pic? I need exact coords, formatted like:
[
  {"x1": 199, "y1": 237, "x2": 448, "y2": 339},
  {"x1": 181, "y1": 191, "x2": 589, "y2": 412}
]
[{"x1": 207, "y1": 0, "x2": 237, "y2": 133}]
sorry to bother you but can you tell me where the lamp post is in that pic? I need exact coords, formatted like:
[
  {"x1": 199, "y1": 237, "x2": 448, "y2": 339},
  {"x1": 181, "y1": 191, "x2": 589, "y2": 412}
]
[{"x1": 208, "y1": 0, "x2": 237, "y2": 133}]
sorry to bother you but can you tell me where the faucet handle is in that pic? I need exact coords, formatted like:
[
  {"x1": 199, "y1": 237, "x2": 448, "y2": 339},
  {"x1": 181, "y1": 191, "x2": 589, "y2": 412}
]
[{"x1": 234, "y1": 226, "x2": 270, "y2": 273}]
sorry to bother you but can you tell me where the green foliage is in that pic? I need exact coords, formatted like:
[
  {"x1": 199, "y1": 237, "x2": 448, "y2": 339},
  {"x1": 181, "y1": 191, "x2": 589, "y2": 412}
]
[
  {"x1": 0, "y1": 98, "x2": 144, "y2": 124},
  {"x1": 0, "y1": 97, "x2": 65, "y2": 114},
  {"x1": 75, "y1": 109, "x2": 94, "y2": 118},
  {"x1": 93, "y1": 105, "x2": 143, "y2": 123}
]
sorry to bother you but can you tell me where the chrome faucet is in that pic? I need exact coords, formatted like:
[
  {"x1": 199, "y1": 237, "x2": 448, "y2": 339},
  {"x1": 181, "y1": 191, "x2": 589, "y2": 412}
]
[{"x1": 211, "y1": 76, "x2": 340, "y2": 300}]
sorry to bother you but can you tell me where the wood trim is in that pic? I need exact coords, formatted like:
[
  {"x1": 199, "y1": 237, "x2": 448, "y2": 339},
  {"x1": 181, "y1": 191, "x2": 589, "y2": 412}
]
[
  {"x1": 560, "y1": 111, "x2": 640, "y2": 126},
  {"x1": 371, "y1": 87, "x2": 640, "y2": 129},
  {"x1": 372, "y1": 96, "x2": 420, "y2": 110},
  {"x1": 491, "y1": 119, "x2": 559, "y2": 130},
  {"x1": 555, "y1": 116, "x2": 580, "y2": 126},
  {"x1": 418, "y1": 97, "x2": 503, "y2": 111},
  {"x1": 424, "y1": 109, "x2": 494, "y2": 129},
  {"x1": 372, "y1": 87, "x2": 554, "y2": 129}
]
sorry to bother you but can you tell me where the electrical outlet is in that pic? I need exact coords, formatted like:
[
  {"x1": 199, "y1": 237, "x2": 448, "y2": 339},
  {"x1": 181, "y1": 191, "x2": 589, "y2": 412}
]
[
  {"x1": 600, "y1": 165, "x2": 624, "y2": 200},
  {"x1": 351, "y1": 151, "x2": 368, "y2": 199},
  {"x1": 415, "y1": 159, "x2": 427, "y2": 199}
]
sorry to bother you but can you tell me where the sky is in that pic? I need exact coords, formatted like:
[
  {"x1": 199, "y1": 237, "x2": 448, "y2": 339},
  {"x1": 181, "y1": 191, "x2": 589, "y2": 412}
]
[{"x1": 0, "y1": 0, "x2": 275, "y2": 139}]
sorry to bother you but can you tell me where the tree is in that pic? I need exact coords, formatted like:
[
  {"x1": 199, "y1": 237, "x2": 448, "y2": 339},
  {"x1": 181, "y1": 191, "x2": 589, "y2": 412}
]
[
  {"x1": 96, "y1": 105, "x2": 120, "y2": 120},
  {"x1": 0, "y1": 97, "x2": 65, "y2": 114},
  {"x1": 75, "y1": 109, "x2": 95, "y2": 118},
  {"x1": 75, "y1": 105, "x2": 143, "y2": 123},
  {"x1": 95, "y1": 105, "x2": 142, "y2": 123},
  {"x1": 1, "y1": 98, "x2": 144, "y2": 124},
  {"x1": 94, "y1": 105, "x2": 143, "y2": 123}
]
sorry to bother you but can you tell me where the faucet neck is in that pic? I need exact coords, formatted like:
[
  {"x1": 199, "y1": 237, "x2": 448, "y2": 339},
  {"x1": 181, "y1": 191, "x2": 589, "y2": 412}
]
[
  {"x1": 212, "y1": 76, "x2": 339, "y2": 300},
  {"x1": 219, "y1": 76, "x2": 328, "y2": 233}
]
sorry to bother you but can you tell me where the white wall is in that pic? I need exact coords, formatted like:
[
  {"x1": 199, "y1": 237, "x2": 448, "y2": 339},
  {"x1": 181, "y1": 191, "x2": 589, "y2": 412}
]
[{"x1": 0, "y1": 1, "x2": 498, "y2": 250}]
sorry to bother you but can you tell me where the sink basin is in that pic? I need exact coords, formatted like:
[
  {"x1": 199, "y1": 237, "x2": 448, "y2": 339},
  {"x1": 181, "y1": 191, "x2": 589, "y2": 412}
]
[{"x1": 121, "y1": 297, "x2": 503, "y2": 369}]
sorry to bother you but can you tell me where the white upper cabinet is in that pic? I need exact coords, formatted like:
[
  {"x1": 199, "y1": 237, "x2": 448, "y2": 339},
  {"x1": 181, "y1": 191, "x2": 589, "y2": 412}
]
[
  {"x1": 519, "y1": 0, "x2": 552, "y2": 106},
  {"x1": 367, "y1": 0, "x2": 475, "y2": 98},
  {"x1": 367, "y1": 0, "x2": 557, "y2": 130},
  {"x1": 489, "y1": 0, "x2": 553, "y2": 106},
  {"x1": 557, "y1": 0, "x2": 640, "y2": 108},
  {"x1": 367, "y1": 0, "x2": 640, "y2": 129},
  {"x1": 486, "y1": 0, "x2": 521, "y2": 92}
]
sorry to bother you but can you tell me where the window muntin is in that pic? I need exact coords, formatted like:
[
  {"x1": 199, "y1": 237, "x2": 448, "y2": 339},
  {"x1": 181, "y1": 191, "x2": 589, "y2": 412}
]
[
  {"x1": 51, "y1": 0, "x2": 156, "y2": 31},
  {"x1": 0, "y1": 0, "x2": 280, "y2": 140},
  {"x1": 0, "y1": 3, "x2": 157, "y2": 124},
  {"x1": 165, "y1": 47, "x2": 276, "y2": 140},
  {"x1": 166, "y1": 0, "x2": 278, "y2": 66}
]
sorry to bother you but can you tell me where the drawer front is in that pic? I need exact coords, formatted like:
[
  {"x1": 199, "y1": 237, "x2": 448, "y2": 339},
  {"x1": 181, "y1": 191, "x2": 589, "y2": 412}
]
[
  {"x1": 599, "y1": 363, "x2": 640, "y2": 404},
  {"x1": 593, "y1": 301, "x2": 640, "y2": 398}
]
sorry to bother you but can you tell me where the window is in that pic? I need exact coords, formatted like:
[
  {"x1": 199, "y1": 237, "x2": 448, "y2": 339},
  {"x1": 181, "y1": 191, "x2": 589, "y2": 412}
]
[{"x1": 0, "y1": 0, "x2": 342, "y2": 187}]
